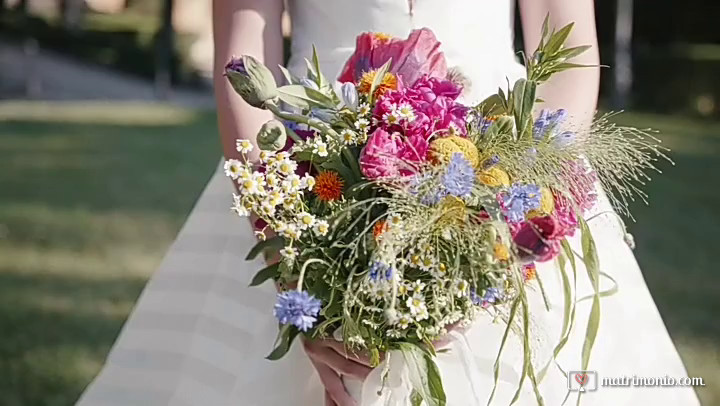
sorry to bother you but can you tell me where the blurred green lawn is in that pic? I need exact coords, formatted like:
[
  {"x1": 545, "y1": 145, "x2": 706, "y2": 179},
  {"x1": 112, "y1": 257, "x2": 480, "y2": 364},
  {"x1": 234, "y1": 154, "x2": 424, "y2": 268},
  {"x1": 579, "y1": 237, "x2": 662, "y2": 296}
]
[{"x1": 0, "y1": 102, "x2": 718, "y2": 405}]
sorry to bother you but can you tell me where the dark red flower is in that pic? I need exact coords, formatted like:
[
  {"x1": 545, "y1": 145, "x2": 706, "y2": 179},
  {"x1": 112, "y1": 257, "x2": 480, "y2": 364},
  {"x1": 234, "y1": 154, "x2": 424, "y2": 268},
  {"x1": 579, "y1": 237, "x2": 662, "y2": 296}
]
[{"x1": 513, "y1": 216, "x2": 562, "y2": 263}]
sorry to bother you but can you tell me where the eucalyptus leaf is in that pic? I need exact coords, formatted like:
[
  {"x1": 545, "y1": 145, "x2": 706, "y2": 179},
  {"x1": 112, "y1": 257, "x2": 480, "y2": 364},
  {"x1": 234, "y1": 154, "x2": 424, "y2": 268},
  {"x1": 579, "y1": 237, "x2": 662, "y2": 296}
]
[
  {"x1": 278, "y1": 65, "x2": 296, "y2": 85},
  {"x1": 249, "y1": 262, "x2": 280, "y2": 287},
  {"x1": 368, "y1": 59, "x2": 392, "y2": 104},
  {"x1": 397, "y1": 343, "x2": 447, "y2": 406},
  {"x1": 245, "y1": 236, "x2": 284, "y2": 260},
  {"x1": 266, "y1": 324, "x2": 300, "y2": 360},
  {"x1": 545, "y1": 23, "x2": 575, "y2": 55},
  {"x1": 277, "y1": 85, "x2": 335, "y2": 109}
]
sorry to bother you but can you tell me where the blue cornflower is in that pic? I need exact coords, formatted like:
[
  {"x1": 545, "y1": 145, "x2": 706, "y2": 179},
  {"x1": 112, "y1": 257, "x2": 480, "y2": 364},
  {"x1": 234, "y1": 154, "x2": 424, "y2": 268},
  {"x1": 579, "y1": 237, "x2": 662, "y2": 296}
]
[
  {"x1": 501, "y1": 183, "x2": 542, "y2": 223},
  {"x1": 442, "y1": 153, "x2": 475, "y2": 197},
  {"x1": 273, "y1": 291, "x2": 322, "y2": 332},
  {"x1": 369, "y1": 261, "x2": 394, "y2": 281},
  {"x1": 470, "y1": 287, "x2": 503, "y2": 305},
  {"x1": 533, "y1": 109, "x2": 567, "y2": 140},
  {"x1": 410, "y1": 173, "x2": 447, "y2": 205}
]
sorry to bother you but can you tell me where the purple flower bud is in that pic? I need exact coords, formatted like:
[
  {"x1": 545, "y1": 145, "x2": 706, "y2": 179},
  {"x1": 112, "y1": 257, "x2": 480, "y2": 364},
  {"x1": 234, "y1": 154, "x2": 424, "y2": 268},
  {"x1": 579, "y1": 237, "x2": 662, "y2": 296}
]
[
  {"x1": 225, "y1": 57, "x2": 247, "y2": 75},
  {"x1": 224, "y1": 55, "x2": 278, "y2": 108}
]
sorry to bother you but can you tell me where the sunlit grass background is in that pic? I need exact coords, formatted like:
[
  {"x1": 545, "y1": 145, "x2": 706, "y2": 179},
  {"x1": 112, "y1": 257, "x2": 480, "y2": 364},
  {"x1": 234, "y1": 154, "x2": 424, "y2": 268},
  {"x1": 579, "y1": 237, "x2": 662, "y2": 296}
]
[{"x1": 0, "y1": 102, "x2": 718, "y2": 405}]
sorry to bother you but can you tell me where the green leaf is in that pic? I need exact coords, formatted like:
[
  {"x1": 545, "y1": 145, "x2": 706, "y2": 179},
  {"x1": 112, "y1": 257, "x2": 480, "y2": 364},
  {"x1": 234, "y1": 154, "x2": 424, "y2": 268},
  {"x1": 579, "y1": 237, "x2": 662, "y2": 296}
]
[
  {"x1": 397, "y1": 343, "x2": 447, "y2": 406},
  {"x1": 249, "y1": 262, "x2": 280, "y2": 286},
  {"x1": 277, "y1": 85, "x2": 335, "y2": 109},
  {"x1": 577, "y1": 272, "x2": 619, "y2": 303},
  {"x1": 266, "y1": 324, "x2": 300, "y2": 360},
  {"x1": 487, "y1": 298, "x2": 520, "y2": 406},
  {"x1": 278, "y1": 65, "x2": 296, "y2": 85},
  {"x1": 539, "y1": 13, "x2": 551, "y2": 49},
  {"x1": 368, "y1": 59, "x2": 392, "y2": 104},
  {"x1": 512, "y1": 79, "x2": 537, "y2": 139},
  {"x1": 545, "y1": 23, "x2": 575, "y2": 55},
  {"x1": 245, "y1": 236, "x2": 284, "y2": 260},
  {"x1": 321, "y1": 157, "x2": 354, "y2": 187},
  {"x1": 554, "y1": 45, "x2": 592, "y2": 62},
  {"x1": 578, "y1": 218, "x2": 601, "y2": 391},
  {"x1": 477, "y1": 93, "x2": 506, "y2": 116},
  {"x1": 312, "y1": 45, "x2": 326, "y2": 89}
]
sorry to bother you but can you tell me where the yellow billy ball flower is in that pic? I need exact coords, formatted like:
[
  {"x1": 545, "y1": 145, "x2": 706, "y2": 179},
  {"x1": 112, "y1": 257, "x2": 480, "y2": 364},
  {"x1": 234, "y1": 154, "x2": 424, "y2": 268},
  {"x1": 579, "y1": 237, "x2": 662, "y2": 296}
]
[
  {"x1": 428, "y1": 136, "x2": 480, "y2": 167},
  {"x1": 477, "y1": 167, "x2": 510, "y2": 187},
  {"x1": 527, "y1": 187, "x2": 555, "y2": 218},
  {"x1": 493, "y1": 243, "x2": 510, "y2": 261},
  {"x1": 438, "y1": 196, "x2": 467, "y2": 226}
]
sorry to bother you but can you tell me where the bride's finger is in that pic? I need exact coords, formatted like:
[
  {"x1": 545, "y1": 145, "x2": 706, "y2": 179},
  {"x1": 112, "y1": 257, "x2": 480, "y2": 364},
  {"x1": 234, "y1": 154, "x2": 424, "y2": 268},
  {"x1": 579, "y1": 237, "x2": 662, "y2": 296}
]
[
  {"x1": 321, "y1": 340, "x2": 382, "y2": 367},
  {"x1": 305, "y1": 341, "x2": 371, "y2": 379},
  {"x1": 310, "y1": 359, "x2": 357, "y2": 406},
  {"x1": 325, "y1": 390, "x2": 338, "y2": 406}
]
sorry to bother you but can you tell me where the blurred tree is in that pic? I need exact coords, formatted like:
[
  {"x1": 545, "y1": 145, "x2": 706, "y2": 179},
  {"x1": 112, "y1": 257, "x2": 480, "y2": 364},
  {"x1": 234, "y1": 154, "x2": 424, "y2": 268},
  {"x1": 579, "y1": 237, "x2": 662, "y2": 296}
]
[
  {"x1": 613, "y1": 0, "x2": 634, "y2": 108},
  {"x1": 154, "y1": 0, "x2": 175, "y2": 99},
  {"x1": 60, "y1": 0, "x2": 86, "y2": 32}
]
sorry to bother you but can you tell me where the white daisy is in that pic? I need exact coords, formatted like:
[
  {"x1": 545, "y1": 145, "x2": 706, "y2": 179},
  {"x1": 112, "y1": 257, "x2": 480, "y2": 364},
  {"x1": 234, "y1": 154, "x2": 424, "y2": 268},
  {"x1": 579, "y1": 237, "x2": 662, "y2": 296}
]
[
  {"x1": 397, "y1": 102, "x2": 416, "y2": 122},
  {"x1": 340, "y1": 129, "x2": 357, "y2": 145},
  {"x1": 313, "y1": 220, "x2": 329, "y2": 236},
  {"x1": 411, "y1": 280, "x2": 426, "y2": 294},
  {"x1": 254, "y1": 230, "x2": 266, "y2": 241},
  {"x1": 312, "y1": 138, "x2": 329, "y2": 157},
  {"x1": 275, "y1": 158, "x2": 298, "y2": 176},
  {"x1": 357, "y1": 103, "x2": 371, "y2": 116},
  {"x1": 264, "y1": 173, "x2": 280, "y2": 189},
  {"x1": 296, "y1": 212, "x2": 316, "y2": 230},
  {"x1": 454, "y1": 279, "x2": 469, "y2": 297},
  {"x1": 301, "y1": 173, "x2": 315, "y2": 191},
  {"x1": 223, "y1": 159, "x2": 243, "y2": 179},
  {"x1": 383, "y1": 110, "x2": 401, "y2": 126},
  {"x1": 279, "y1": 246, "x2": 297, "y2": 262},
  {"x1": 396, "y1": 313, "x2": 412, "y2": 330},
  {"x1": 258, "y1": 150, "x2": 276, "y2": 164},
  {"x1": 406, "y1": 294, "x2": 428, "y2": 318},
  {"x1": 354, "y1": 118, "x2": 370, "y2": 131},
  {"x1": 236, "y1": 139, "x2": 254, "y2": 154},
  {"x1": 231, "y1": 194, "x2": 250, "y2": 217}
]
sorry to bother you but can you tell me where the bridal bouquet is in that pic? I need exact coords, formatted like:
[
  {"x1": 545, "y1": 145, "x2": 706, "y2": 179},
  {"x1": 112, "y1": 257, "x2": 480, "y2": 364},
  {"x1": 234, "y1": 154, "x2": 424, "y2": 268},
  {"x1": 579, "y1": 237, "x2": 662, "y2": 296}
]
[{"x1": 223, "y1": 18, "x2": 665, "y2": 405}]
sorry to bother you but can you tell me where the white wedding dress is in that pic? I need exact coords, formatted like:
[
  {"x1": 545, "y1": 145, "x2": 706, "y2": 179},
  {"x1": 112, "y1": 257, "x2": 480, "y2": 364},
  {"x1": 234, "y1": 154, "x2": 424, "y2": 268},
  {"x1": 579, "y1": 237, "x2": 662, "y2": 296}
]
[{"x1": 77, "y1": 1, "x2": 700, "y2": 405}]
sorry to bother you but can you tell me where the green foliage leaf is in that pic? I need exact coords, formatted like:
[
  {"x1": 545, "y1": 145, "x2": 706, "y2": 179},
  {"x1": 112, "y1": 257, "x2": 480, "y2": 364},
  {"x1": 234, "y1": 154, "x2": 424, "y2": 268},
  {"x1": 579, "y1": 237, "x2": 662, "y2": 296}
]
[
  {"x1": 266, "y1": 324, "x2": 300, "y2": 360},
  {"x1": 368, "y1": 59, "x2": 392, "y2": 104},
  {"x1": 488, "y1": 298, "x2": 519, "y2": 406},
  {"x1": 245, "y1": 236, "x2": 284, "y2": 260},
  {"x1": 249, "y1": 262, "x2": 280, "y2": 287},
  {"x1": 545, "y1": 23, "x2": 575, "y2": 55},
  {"x1": 397, "y1": 343, "x2": 447, "y2": 406},
  {"x1": 477, "y1": 93, "x2": 506, "y2": 116},
  {"x1": 278, "y1": 65, "x2": 296, "y2": 85},
  {"x1": 512, "y1": 79, "x2": 537, "y2": 139},
  {"x1": 277, "y1": 85, "x2": 335, "y2": 109}
]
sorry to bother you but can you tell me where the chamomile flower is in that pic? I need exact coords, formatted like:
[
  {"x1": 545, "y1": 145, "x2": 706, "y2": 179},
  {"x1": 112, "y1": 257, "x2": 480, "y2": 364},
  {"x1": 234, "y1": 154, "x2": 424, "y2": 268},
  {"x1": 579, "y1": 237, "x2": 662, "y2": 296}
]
[
  {"x1": 411, "y1": 280, "x2": 426, "y2": 294},
  {"x1": 275, "y1": 151, "x2": 290, "y2": 162},
  {"x1": 301, "y1": 173, "x2": 315, "y2": 191},
  {"x1": 454, "y1": 279, "x2": 469, "y2": 297},
  {"x1": 355, "y1": 118, "x2": 370, "y2": 132},
  {"x1": 239, "y1": 175, "x2": 264, "y2": 195},
  {"x1": 383, "y1": 108, "x2": 401, "y2": 126},
  {"x1": 266, "y1": 190, "x2": 284, "y2": 206},
  {"x1": 296, "y1": 212, "x2": 316, "y2": 230},
  {"x1": 223, "y1": 159, "x2": 244, "y2": 179},
  {"x1": 254, "y1": 230, "x2": 266, "y2": 241},
  {"x1": 397, "y1": 282, "x2": 409, "y2": 296},
  {"x1": 264, "y1": 173, "x2": 280, "y2": 189},
  {"x1": 340, "y1": 129, "x2": 357, "y2": 145},
  {"x1": 406, "y1": 294, "x2": 428, "y2": 318},
  {"x1": 419, "y1": 256, "x2": 437, "y2": 272},
  {"x1": 358, "y1": 103, "x2": 371, "y2": 116},
  {"x1": 236, "y1": 139, "x2": 254, "y2": 154},
  {"x1": 258, "y1": 150, "x2": 276, "y2": 163},
  {"x1": 396, "y1": 313, "x2": 412, "y2": 330},
  {"x1": 276, "y1": 158, "x2": 298, "y2": 176},
  {"x1": 272, "y1": 221, "x2": 288, "y2": 234},
  {"x1": 231, "y1": 194, "x2": 250, "y2": 217},
  {"x1": 259, "y1": 201, "x2": 276, "y2": 217},
  {"x1": 313, "y1": 220, "x2": 329, "y2": 237},
  {"x1": 312, "y1": 138, "x2": 329, "y2": 157},
  {"x1": 347, "y1": 335, "x2": 366, "y2": 346},
  {"x1": 281, "y1": 224, "x2": 302, "y2": 240},
  {"x1": 397, "y1": 102, "x2": 416, "y2": 122},
  {"x1": 279, "y1": 246, "x2": 297, "y2": 262},
  {"x1": 282, "y1": 174, "x2": 303, "y2": 193}
]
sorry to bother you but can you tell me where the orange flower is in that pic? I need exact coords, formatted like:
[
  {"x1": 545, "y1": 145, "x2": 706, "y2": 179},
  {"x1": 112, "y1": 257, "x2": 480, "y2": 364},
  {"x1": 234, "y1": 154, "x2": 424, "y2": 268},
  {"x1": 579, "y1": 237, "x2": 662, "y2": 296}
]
[
  {"x1": 357, "y1": 70, "x2": 398, "y2": 98},
  {"x1": 523, "y1": 264, "x2": 537, "y2": 282},
  {"x1": 314, "y1": 171, "x2": 345, "y2": 202},
  {"x1": 372, "y1": 32, "x2": 393, "y2": 43},
  {"x1": 372, "y1": 220, "x2": 388, "y2": 239}
]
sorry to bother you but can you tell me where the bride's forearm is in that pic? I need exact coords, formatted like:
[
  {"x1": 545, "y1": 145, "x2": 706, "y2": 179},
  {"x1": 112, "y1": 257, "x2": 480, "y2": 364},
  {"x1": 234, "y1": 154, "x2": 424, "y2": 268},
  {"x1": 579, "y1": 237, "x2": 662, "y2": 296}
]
[
  {"x1": 212, "y1": 0, "x2": 285, "y2": 163},
  {"x1": 519, "y1": 0, "x2": 600, "y2": 125}
]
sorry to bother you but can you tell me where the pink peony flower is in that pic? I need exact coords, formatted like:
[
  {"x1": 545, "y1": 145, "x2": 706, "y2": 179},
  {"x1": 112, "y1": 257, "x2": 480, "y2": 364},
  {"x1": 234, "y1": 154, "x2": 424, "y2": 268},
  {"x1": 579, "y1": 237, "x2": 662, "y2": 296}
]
[
  {"x1": 359, "y1": 128, "x2": 429, "y2": 180},
  {"x1": 373, "y1": 75, "x2": 468, "y2": 138},
  {"x1": 552, "y1": 193, "x2": 579, "y2": 237},
  {"x1": 513, "y1": 216, "x2": 562, "y2": 263},
  {"x1": 338, "y1": 29, "x2": 447, "y2": 86}
]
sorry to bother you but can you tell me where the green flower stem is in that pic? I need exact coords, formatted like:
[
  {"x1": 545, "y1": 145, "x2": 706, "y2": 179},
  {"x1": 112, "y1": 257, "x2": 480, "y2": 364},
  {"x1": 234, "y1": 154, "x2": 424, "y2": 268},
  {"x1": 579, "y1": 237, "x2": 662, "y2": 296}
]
[
  {"x1": 265, "y1": 101, "x2": 340, "y2": 140},
  {"x1": 297, "y1": 258, "x2": 327, "y2": 292}
]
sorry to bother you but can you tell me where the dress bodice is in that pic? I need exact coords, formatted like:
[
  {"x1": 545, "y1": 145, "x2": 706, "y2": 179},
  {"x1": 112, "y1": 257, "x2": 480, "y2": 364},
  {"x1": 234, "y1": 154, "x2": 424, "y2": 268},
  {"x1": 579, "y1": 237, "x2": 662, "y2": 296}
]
[{"x1": 287, "y1": 0, "x2": 525, "y2": 102}]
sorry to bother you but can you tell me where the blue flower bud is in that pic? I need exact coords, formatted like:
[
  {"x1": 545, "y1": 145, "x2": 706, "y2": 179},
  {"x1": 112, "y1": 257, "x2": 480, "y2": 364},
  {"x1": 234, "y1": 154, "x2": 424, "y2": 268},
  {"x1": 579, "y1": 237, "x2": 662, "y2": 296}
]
[{"x1": 340, "y1": 82, "x2": 359, "y2": 110}]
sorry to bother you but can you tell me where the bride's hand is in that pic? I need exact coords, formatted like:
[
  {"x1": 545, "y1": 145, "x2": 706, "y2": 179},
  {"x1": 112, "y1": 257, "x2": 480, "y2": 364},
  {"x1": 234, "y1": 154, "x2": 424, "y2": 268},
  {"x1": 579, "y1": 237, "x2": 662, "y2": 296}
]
[{"x1": 302, "y1": 337, "x2": 372, "y2": 406}]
